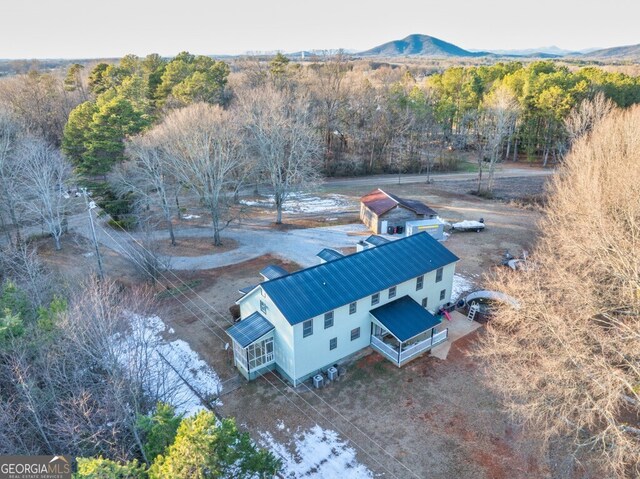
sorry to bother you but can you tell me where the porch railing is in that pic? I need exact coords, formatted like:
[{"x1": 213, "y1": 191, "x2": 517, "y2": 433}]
[
  {"x1": 399, "y1": 328, "x2": 448, "y2": 364},
  {"x1": 370, "y1": 335, "x2": 399, "y2": 363}
]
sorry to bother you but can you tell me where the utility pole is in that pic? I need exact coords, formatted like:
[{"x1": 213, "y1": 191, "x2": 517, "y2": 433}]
[{"x1": 82, "y1": 188, "x2": 104, "y2": 280}]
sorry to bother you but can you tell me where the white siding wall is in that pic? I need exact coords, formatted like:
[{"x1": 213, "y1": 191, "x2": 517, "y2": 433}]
[
  {"x1": 239, "y1": 287, "x2": 296, "y2": 380},
  {"x1": 292, "y1": 298, "x2": 371, "y2": 381}
]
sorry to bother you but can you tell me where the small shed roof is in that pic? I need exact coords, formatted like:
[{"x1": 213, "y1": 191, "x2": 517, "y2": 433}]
[
  {"x1": 260, "y1": 264, "x2": 289, "y2": 280},
  {"x1": 238, "y1": 284, "x2": 258, "y2": 295},
  {"x1": 360, "y1": 189, "x2": 437, "y2": 217},
  {"x1": 370, "y1": 295, "x2": 441, "y2": 342},
  {"x1": 316, "y1": 248, "x2": 344, "y2": 262},
  {"x1": 226, "y1": 312, "x2": 274, "y2": 348},
  {"x1": 258, "y1": 232, "x2": 459, "y2": 325},
  {"x1": 364, "y1": 235, "x2": 390, "y2": 247}
]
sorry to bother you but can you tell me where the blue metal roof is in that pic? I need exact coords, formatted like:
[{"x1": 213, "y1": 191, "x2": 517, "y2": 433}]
[
  {"x1": 316, "y1": 248, "x2": 344, "y2": 262},
  {"x1": 260, "y1": 232, "x2": 459, "y2": 325},
  {"x1": 370, "y1": 295, "x2": 441, "y2": 342},
  {"x1": 364, "y1": 235, "x2": 390, "y2": 247},
  {"x1": 226, "y1": 312, "x2": 274, "y2": 348},
  {"x1": 238, "y1": 284, "x2": 258, "y2": 295},
  {"x1": 260, "y1": 264, "x2": 289, "y2": 280}
]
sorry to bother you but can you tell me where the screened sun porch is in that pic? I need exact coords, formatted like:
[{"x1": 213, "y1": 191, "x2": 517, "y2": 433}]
[{"x1": 227, "y1": 312, "x2": 275, "y2": 380}]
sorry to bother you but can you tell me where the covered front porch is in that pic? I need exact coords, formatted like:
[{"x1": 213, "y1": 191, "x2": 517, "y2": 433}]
[
  {"x1": 226, "y1": 312, "x2": 276, "y2": 380},
  {"x1": 369, "y1": 295, "x2": 448, "y2": 366}
]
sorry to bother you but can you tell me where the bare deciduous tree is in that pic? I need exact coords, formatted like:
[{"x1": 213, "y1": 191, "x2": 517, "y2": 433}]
[
  {"x1": 17, "y1": 138, "x2": 72, "y2": 250},
  {"x1": 476, "y1": 105, "x2": 640, "y2": 478},
  {"x1": 115, "y1": 134, "x2": 179, "y2": 246},
  {"x1": 476, "y1": 86, "x2": 519, "y2": 194},
  {"x1": 0, "y1": 244, "x2": 54, "y2": 307},
  {"x1": 240, "y1": 85, "x2": 322, "y2": 224},
  {"x1": 564, "y1": 91, "x2": 615, "y2": 146},
  {"x1": 0, "y1": 110, "x2": 24, "y2": 246},
  {"x1": 155, "y1": 103, "x2": 245, "y2": 246}
]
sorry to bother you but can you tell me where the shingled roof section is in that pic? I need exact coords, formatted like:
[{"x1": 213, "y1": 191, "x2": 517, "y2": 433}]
[
  {"x1": 360, "y1": 189, "x2": 437, "y2": 217},
  {"x1": 259, "y1": 232, "x2": 458, "y2": 325}
]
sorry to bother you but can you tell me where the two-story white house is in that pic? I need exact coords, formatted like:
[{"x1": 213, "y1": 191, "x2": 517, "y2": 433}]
[{"x1": 226, "y1": 232, "x2": 459, "y2": 386}]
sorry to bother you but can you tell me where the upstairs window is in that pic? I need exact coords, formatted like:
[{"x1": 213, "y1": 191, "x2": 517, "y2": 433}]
[
  {"x1": 422, "y1": 297, "x2": 428, "y2": 308},
  {"x1": 330, "y1": 337, "x2": 337, "y2": 350},
  {"x1": 324, "y1": 311, "x2": 334, "y2": 329},
  {"x1": 260, "y1": 300, "x2": 267, "y2": 314},
  {"x1": 349, "y1": 302, "x2": 357, "y2": 314},
  {"x1": 436, "y1": 267, "x2": 443, "y2": 283},
  {"x1": 371, "y1": 293, "x2": 380, "y2": 306},
  {"x1": 416, "y1": 275, "x2": 424, "y2": 290},
  {"x1": 351, "y1": 327, "x2": 360, "y2": 341},
  {"x1": 388, "y1": 286, "x2": 396, "y2": 299},
  {"x1": 440, "y1": 289, "x2": 446, "y2": 301},
  {"x1": 303, "y1": 319, "x2": 313, "y2": 338}
]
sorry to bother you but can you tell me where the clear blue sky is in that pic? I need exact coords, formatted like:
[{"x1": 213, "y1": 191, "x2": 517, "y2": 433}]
[{"x1": 2, "y1": 0, "x2": 638, "y2": 58}]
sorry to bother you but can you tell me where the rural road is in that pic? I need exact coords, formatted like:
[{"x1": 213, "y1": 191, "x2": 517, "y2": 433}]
[{"x1": 322, "y1": 166, "x2": 553, "y2": 188}]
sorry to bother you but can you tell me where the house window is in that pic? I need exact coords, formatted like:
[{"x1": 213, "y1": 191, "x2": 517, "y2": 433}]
[
  {"x1": 324, "y1": 311, "x2": 334, "y2": 329},
  {"x1": 388, "y1": 286, "x2": 396, "y2": 299},
  {"x1": 330, "y1": 337, "x2": 337, "y2": 350},
  {"x1": 371, "y1": 293, "x2": 380, "y2": 306},
  {"x1": 246, "y1": 337, "x2": 274, "y2": 372},
  {"x1": 422, "y1": 297, "x2": 428, "y2": 308},
  {"x1": 260, "y1": 300, "x2": 267, "y2": 314},
  {"x1": 349, "y1": 302, "x2": 357, "y2": 314},
  {"x1": 303, "y1": 319, "x2": 313, "y2": 338},
  {"x1": 416, "y1": 275, "x2": 424, "y2": 290},
  {"x1": 351, "y1": 327, "x2": 360, "y2": 341},
  {"x1": 436, "y1": 267, "x2": 443, "y2": 283},
  {"x1": 440, "y1": 289, "x2": 446, "y2": 300}
]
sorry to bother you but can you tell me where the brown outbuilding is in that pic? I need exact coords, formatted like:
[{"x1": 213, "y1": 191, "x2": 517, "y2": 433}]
[{"x1": 360, "y1": 189, "x2": 438, "y2": 234}]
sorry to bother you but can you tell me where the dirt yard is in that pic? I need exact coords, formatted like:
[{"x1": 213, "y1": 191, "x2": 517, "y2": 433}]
[
  {"x1": 155, "y1": 254, "x2": 302, "y2": 382},
  {"x1": 220, "y1": 331, "x2": 548, "y2": 478}
]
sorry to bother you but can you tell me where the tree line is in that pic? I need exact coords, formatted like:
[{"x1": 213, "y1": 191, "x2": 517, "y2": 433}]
[{"x1": 477, "y1": 104, "x2": 640, "y2": 477}]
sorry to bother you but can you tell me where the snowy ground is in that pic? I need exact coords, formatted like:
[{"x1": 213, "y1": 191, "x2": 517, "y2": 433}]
[
  {"x1": 114, "y1": 314, "x2": 222, "y2": 416},
  {"x1": 241, "y1": 193, "x2": 355, "y2": 214},
  {"x1": 451, "y1": 274, "x2": 475, "y2": 301},
  {"x1": 260, "y1": 424, "x2": 373, "y2": 479}
]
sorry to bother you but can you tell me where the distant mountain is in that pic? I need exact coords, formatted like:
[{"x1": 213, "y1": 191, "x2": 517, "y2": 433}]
[
  {"x1": 358, "y1": 34, "x2": 489, "y2": 58},
  {"x1": 582, "y1": 43, "x2": 640, "y2": 60},
  {"x1": 483, "y1": 46, "x2": 580, "y2": 57}
]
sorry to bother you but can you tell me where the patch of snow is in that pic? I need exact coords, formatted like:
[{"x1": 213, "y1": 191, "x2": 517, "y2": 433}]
[
  {"x1": 182, "y1": 214, "x2": 201, "y2": 220},
  {"x1": 260, "y1": 425, "x2": 373, "y2": 478},
  {"x1": 114, "y1": 314, "x2": 221, "y2": 416},
  {"x1": 325, "y1": 217, "x2": 338, "y2": 221},
  {"x1": 82, "y1": 252, "x2": 94, "y2": 257},
  {"x1": 241, "y1": 193, "x2": 354, "y2": 214},
  {"x1": 276, "y1": 420, "x2": 285, "y2": 431},
  {"x1": 452, "y1": 274, "x2": 475, "y2": 301}
]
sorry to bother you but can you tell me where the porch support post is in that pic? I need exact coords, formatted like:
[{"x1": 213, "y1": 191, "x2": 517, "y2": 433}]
[{"x1": 398, "y1": 341, "x2": 401, "y2": 365}]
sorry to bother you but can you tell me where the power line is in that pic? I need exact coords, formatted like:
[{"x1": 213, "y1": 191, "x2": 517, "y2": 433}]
[{"x1": 93, "y1": 219, "x2": 420, "y2": 478}]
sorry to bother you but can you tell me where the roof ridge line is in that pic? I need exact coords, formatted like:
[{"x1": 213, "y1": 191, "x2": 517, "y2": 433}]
[{"x1": 263, "y1": 233, "x2": 422, "y2": 286}]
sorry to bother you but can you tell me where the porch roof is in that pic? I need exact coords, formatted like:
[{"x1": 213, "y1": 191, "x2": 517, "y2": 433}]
[
  {"x1": 370, "y1": 295, "x2": 441, "y2": 342},
  {"x1": 227, "y1": 312, "x2": 274, "y2": 348}
]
